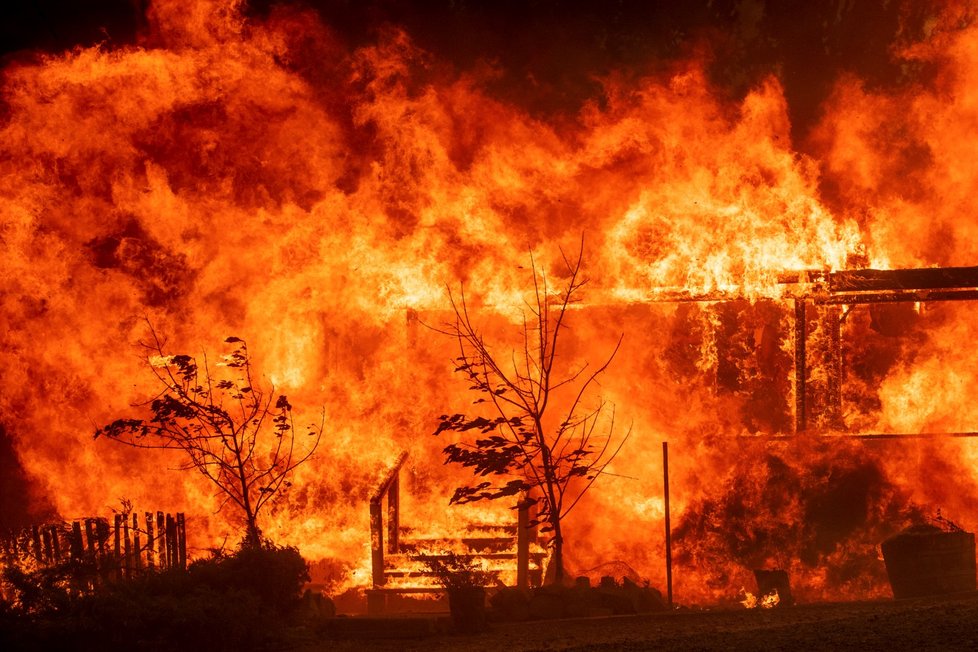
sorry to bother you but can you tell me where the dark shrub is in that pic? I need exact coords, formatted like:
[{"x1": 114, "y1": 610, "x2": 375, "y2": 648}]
[
  {"x1": 190, "y1": 542, "x2": 310, "y2": 615},
  {"x1": 0, "y1": 543, "x2": 311, "y2": 651}
]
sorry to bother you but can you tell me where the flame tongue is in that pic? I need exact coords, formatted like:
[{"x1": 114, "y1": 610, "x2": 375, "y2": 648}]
[{"x1": 1, "y1": 0, "x2": 978, "y2": 604}]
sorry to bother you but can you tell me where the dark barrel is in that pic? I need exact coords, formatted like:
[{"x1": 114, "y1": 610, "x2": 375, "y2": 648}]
[{"x1": 881, "y1": 526, "x2": 976, "y2": 599}]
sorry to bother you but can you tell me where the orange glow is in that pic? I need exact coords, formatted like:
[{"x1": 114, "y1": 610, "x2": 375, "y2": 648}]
[{"x1": 2, "y1": 0, "x2": 978, "y2": 606}]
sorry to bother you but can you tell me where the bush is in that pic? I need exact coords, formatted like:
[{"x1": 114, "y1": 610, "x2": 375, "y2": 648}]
[
  {"x1": 189, "y1": 542, "x2": 310, "y2": 615},
  {"x1": 0, "y1": 543, "x2": 311, "y2": 651}
]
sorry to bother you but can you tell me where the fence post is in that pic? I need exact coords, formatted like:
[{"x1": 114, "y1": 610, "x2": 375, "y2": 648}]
[
  {"x1": 157, "y1": 512, "x2": 166, "y2": 569},
  {"x1": 84, "y1": 519, "x2": 97, "y2": 563},
  {"x1": 176, "y1": 513, "x2": 186, "y2": 569},
  {"x1": 123, "y1": 514, "x2": 132, "y2": 578},
  {"x1": 145, "y1": 513, "x2": 155, "y2": 570},
  {"x1": 132, "y1": 514, "x2": 141, "y2": 572},
  {"x1": 165, "y1": 514, "x2": 176, "y2": 570}
]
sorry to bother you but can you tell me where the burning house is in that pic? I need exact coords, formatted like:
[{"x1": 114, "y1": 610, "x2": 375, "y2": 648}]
[{"x1": 2, "y1": 0, "x2": 978, "y2": 615}]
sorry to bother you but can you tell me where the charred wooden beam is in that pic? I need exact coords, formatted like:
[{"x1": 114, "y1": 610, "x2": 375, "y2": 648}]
[
  {"x1": 828, "y1": 266, "x2": 978, "y2": 293},
  {"x1": 369, "y1": 501, "x2": 385, "y2": 587},
  {"x1": 740, "y1": 431, "x2": 978, "y2": 440},
  {"x1": 369, "y1": 451, "x2": 409, "y2": 588},
  {"x1": 794, "y1": 299, "x2": 807, "y2": 434},
  {"x1": 815, "y1": 289, "x2": 978, "y2": 304},
  {"x1": 176, "y1": 513, "x2": 186, "y2": 569},
  {"x1": 826, "y1": 306, "x2": 843, "y2": 427},
  {"x1": 386, "y1": 473, "x2": 399, "y2": 554},
  {"x1": 370, "y1": 451, "x2": 409, "y2": 505},
  {"x1": 145, "y1": 512, "x2": 155, "y2": 570}
]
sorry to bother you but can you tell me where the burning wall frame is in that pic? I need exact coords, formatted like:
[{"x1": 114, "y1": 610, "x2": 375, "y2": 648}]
[{"x1": 786, "y1": 265, "x2": 978, "y2": 437}]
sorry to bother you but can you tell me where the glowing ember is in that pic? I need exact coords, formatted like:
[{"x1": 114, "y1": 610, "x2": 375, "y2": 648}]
[{"x1": 739, "y1": 588, "x2": 780, "y2": 610}]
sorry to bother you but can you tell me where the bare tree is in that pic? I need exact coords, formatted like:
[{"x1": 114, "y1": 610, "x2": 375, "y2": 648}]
[
  {"x1": 95, "y1": 325, "x2": 323, "y2": 547},
  {"x1": 434, "y1": 241, "x2": 628, "y2": 584}
]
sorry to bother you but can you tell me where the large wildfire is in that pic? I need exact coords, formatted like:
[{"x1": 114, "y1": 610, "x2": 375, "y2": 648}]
[{"x1": 2, "y1": 0, "x2": 978, "y2": 606}]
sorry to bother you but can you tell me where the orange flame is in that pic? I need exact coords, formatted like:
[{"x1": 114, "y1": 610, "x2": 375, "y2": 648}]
[{"x1": 1, "y1": 0, "x2": 978, "y2": 604}]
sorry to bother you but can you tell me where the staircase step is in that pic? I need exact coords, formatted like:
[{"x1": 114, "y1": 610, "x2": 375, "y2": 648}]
[
  {"x1": 383, "y1": 568, "x2": 506, "y2": 579},
  {"x1": 399, "y1": 523, "x2": 520, "y2": 536},
  {"x1": 398, "y1": 536, "x2": 519, "y2": 553},
  {"x1": 386, "y1": 551, "x2": 548, "y2": 566},
  {"x1": 367, "y1": 586, "x2": 447, "y2": 594}
]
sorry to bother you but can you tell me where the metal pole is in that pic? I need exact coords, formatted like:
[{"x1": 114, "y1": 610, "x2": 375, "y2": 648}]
[{"x1": 663, "y1": 441, "x2": 673, "y2": 608}]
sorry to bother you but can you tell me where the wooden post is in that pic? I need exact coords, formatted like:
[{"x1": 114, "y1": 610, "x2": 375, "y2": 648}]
[
  {"x1": 369, "y1": 501, "x2": 385, "y2": 587},
  {"x1": 145, "y1": 513, "x2": 155, "y2": 570},
  {"x1": 50, "y1": 525, "x2": 61, "y2": 562},
  {"x1": 165, "y1": 514, "x2": 176, "y2": 570},
  {"x1": 663, "y1": 441, "x2": 673, "y2": 608},
  {"x1": 828, "y1": 306, "x2": 843, "y2": 427},
  {"x1": 96, "y1": 519, "x2": 109, "y2": 564},
  {"x1": 123, "y1": 513, "x2": 132, "y2": 578},
  {"x1": 517, "y1": 494, "x2": 530, "y2": 590},
  {"x1": 41, "y1": 526, "x2": 53, "y2": 563},
  {"x1": 113, "y1": 514, "x2": 121, "y2": 577},
  {"x1": 132, "y1": 514, "x2": 141, "y2": 572},
  {"x1": 156, "y1": 512, "x2": 166, "y2": 569},
  {"x1": 176, "y1": 513, "x2": 186, "y2": 569},
  {"x1": 387, "y1": 473, "x2": 399, "y2": 554},
  {"x1": 84, "y1": 519, "x2": 97, "y2": 563},
  {"x1": 794, "y1": 299, "x2": 807, "y2": 434},
  {"x1": 71, "y1": 521, "x2": 84, "y2": 561},
  {"x1": 31, "y1": 525, "x2": 42, "y2": 563}
]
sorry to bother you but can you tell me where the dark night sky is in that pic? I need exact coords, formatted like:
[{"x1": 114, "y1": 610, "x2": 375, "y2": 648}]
[{"x1": 0, "y1": 1, "x2": 935, "y2": 137}]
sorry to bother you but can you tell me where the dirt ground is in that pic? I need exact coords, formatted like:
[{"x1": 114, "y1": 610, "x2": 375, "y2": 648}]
[{"x1": 308, "y1": 591, "x2": 978, "y2": 651}]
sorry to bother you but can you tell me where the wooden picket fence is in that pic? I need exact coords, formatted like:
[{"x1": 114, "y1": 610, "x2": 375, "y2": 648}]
[{"x1": 0, "y1": 511, "x2": 186, "y2": 581}]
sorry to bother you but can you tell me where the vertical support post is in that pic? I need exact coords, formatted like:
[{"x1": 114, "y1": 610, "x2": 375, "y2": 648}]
[
  {"x1": 794, "y1": 299, "x2": 807, "y2": 434},
  {"x1": 517, "y1": 494, "x2": 529, "y2": 590},
  {"x1": 165, "y1": 514, "x2": 176, "y2": 570},
  {"x1": 176, "y1": 513, "x2": 186, "y2": 569},
  {"x1": 387, "y1": 473, "x2": 399, "y2": 554},
  {"x1": 369, "y1": 501, "x2": 385, "y2": 587},
  {"x1": 31, "y1": 525, "x2": 42, "y2": 563},
  {"x1": 96, "y1": 519, "x2": 109, "y2": 565},
  {"x1": 663, "y1": 441, "x2": 673, "y2": 608},
  {"x1": 84, "y1": 519, "x2": 97, "y2": 563},
  {"x1": 156, "y1": 512, "x2": 166, "y2": 569},
  {"x1": 827, "y1": 306, "x2": 843, "y2": 428},
  {"x1": 123, "y1": 513, "x2": 132, "y2": 579},
  {"x1": 113, "y1": 515, "x2": 122, "y2": 580},
  {"x1": 145, "y1": 513, "x2": 155, "y2": 570},
  {"x1": 50, "y1": 525, "x2": 61, "y2": 562},
  {"x1": 41, "y1": 527, "x2": 53, "y2": 563},
  {"x1": 132, "y1": 514, "x2": 141, "y2": 572},
  {"x1": 70, "y1": 521, "x2": 85, "y2": 561}
]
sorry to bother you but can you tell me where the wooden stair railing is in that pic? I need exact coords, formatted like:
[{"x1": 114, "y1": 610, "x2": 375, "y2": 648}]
[
  {"x1": 367, "y1": 452, "x2": 547, "y2": 614},
  {"x1": 369, "y1": 450, "x2": 408, "y2": 587}
]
